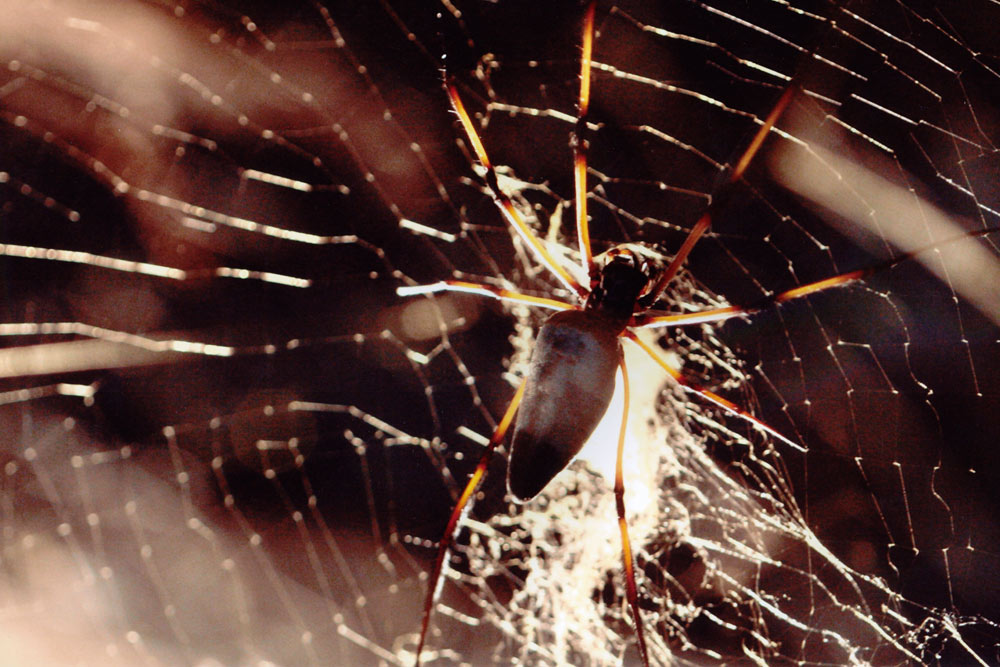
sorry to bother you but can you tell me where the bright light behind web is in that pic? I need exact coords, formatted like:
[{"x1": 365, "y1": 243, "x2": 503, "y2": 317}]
[{"x1": 1, "y1": 1, "x2": 999, "y2": 666}]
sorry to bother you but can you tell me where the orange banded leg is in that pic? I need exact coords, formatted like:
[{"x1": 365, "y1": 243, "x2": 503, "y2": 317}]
[
  {"x1": 624, "y1": 331, "x2": 805, "y2": 453},
  {"x1": 633, "y1": 268, "x2": 869, "y2": 329},
  {"x1": 637, "y1": 224, "x2": 1000, "y2": 330},
  {"x1": 574, "y1": 1, "x2": 598, "y2": 282},
  {"x1": 613, "y1": 351, "x2": 650, "y2": 667},
  {"x1": 398, "y1": 279, "x2": 576, "y2": 311},
  {"x1": 648, "y1": 85, "x2": 798, "y2": 302},
  {"x1": 415, "y1": 378, "x2": 528, "y2": 667},
  {"x1": 446, "y1": 82, "x2": 587, "y2": 300}
]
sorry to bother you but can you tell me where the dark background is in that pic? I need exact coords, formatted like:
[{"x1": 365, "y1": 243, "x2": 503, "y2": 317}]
[{"x1": 1, "y1": 0, "x2": 999, "y2": 664}]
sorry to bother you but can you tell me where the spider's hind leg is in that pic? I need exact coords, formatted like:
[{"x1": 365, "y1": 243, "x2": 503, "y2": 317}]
[
  {"x1": 613, "y1": 348, "x2": 651, "y2": 666},
  {"x1": 414, "y1": 378, "x2": 528, "y2": 666}
]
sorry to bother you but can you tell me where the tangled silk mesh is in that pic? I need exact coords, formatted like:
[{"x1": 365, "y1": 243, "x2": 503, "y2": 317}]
[{"x1": 1, "y1": 1, "x2": 1000, "y2": 665}]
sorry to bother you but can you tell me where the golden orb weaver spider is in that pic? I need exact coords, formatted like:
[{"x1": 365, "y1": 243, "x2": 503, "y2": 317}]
[{"x1": 395, "y1": 2, "x2": 991, "y2": 664}]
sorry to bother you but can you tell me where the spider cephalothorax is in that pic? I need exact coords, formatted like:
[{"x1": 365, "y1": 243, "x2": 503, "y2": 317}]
[{"x1": 584, "y1": 247, "x2": 655, "y2": 326}]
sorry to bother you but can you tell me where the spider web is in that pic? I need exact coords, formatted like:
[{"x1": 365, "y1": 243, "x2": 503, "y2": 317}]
[{"x1": 1, "y1": 0, "x2": 999, "y2": 664}]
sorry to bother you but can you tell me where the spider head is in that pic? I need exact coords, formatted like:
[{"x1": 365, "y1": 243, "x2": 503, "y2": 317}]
[{"x1": 585, "y1": 244, "x2": 658, "y2": 327}]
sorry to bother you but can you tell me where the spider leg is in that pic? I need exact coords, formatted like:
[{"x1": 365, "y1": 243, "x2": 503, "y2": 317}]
[
  {"x1": 635, "y1": 224, "x2": 1000, "y2": 329},
  {"x1": 645, "y1": 85, "x2": 797, "y2": 304},
  {"x1": 574, "y1": 1, "x2": 597, "y2": 283},
  {"x1": 624, "y1": 330, "x2": 805, "y2": 452},
  {"x1": 633, "y1": 268, "x2": 868, "y2": 328},
  {"x1": 415, "y1": 378, "x2": 528, "y2": 667},
  {"x1": 613, "y1": 348, "x2": 650, "y2": 667},
  {"x1": 398, "y1": 279, "x2": 575, "y2": 311},
  {"x1": 446, "y1": 82, "x2": 588, "y2": 300}
]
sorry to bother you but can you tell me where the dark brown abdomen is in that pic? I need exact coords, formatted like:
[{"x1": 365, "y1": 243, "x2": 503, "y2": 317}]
[{"x1": 507, "y1": 309, "x2": 622, "y2": 501}]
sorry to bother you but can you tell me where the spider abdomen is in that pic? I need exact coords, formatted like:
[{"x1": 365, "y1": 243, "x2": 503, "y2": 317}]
[{"x1": 507, "y1": 308, "x2": 623, "y2": 501}]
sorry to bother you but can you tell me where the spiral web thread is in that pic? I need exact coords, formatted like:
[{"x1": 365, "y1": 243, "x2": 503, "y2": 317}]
[{"x1": 1, "y1": 1, "x2": 999, "y2": 665}]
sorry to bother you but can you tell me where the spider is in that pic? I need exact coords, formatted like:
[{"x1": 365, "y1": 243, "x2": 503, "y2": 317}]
[{"x1": 396, "y1": 3, "x2": 931, "y2": 664}]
